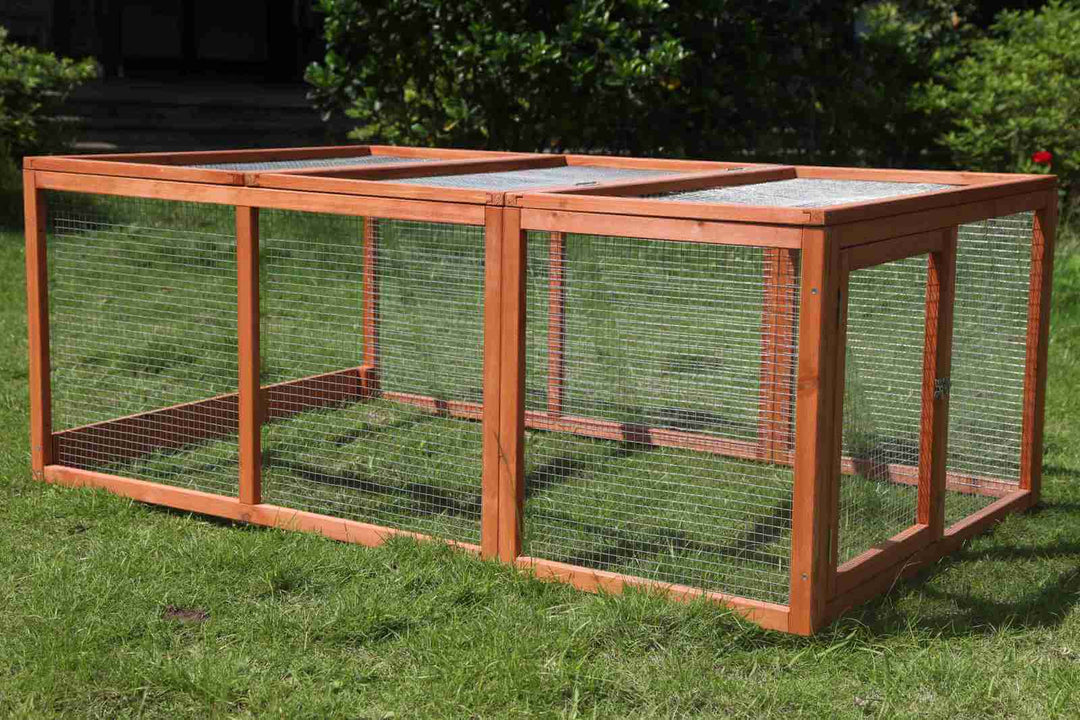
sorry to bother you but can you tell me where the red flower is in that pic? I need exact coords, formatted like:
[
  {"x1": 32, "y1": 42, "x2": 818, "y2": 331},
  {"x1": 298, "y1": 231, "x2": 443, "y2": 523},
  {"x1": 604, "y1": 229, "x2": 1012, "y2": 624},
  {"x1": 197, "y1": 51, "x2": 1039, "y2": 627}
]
[{"x1": 1032, "y1": 150, "x2": 1053, "y2": 165}]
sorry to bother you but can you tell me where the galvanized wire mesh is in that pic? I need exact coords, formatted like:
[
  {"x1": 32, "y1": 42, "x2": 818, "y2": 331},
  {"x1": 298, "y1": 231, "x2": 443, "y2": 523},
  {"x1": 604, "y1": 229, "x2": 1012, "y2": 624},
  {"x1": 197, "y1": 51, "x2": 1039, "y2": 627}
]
[
  {"x1": 47, "y1": 192, "x2": 240, "y2": 496},
  {"x1": 944, "y1": 212, "x2": 1034, "y2": 524},
  {"x1": 838, "y1": 254, "x2": 926, "y2": 565},
  {"x1": 655, "y1": 179, "x2": 953, "y2": 208},
  {"x1": 191, "y1": 154, "x2": 427, "y2": 171},
  {"x1": 522, "y1": 233, "x2": 798, "y2": 604},
  {"x1": 259, "y1": 213, "x2": 483, "y2": 544},
  {"x1": 392, "y1": 165, "x2": 669, "y2": 190}
]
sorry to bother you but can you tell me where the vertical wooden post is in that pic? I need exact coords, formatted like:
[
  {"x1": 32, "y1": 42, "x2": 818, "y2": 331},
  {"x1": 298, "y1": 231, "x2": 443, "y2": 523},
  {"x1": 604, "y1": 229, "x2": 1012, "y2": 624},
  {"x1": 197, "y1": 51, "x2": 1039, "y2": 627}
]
[
  {"x1": 237, "y1": 206, "x2": 261, "y2": 506},
  {"x1": 362, "y1": 217, "x2": 380, "y2": 394},
  {"x1": 789, "y1": 228, "x2": 841, "y2": 635},
  {"x1": 548, "y1": 231, "x2": 567, "y2": 416},
  {"x1": 825, "y1": 257, "x2": 850, "y2": 600},
  {"x1": 24, "y1": 170, "x2": 53, "y2": 477},
  {"x1": 1019, "y1": 192, "x2": 1059, "y2": 505},
  {"x1": 759, "y1": 248, "x2": 799, "y2": 462},
  {"x1": 481, "y1": 208, "x2": 504, "y2": 559},
  {"x1": 918, "y1": 229, "x2": 957, "y2": 537},
  {"x1": 499, "y1": 208, "x2": 527, "y2": 562}
]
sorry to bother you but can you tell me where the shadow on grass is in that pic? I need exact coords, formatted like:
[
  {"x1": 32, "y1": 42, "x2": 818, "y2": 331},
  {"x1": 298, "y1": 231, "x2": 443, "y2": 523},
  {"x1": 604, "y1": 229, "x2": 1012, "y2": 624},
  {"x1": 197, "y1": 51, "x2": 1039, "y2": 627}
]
[
  {"x1": 525, "y1": 440, "x2": 645, "y2": 497},
  {"x1": 846, "y1": 504, "x2": 1080, "y2": 636}
]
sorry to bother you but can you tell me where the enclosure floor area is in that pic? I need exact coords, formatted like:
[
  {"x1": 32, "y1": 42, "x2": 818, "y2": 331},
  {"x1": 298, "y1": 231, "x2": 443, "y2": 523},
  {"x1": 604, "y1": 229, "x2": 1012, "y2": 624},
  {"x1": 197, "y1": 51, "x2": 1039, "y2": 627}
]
[{"x1": 58, "y1": 396, "x2": 1002, "y2": 606}]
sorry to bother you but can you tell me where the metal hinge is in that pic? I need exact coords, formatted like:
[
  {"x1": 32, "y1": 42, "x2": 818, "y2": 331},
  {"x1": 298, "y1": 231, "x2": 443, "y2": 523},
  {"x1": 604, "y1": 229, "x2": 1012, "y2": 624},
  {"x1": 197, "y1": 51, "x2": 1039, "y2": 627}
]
[{"x1": 934, "y1": 377, "x2": 952, "y2": 399}]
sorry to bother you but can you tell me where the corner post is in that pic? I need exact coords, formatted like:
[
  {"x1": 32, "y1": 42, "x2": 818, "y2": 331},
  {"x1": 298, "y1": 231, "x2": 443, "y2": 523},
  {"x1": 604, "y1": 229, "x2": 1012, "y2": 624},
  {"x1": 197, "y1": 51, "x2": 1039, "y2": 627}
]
[
  {"x1": 918, "y1": 228, "x2": 958, "y2": 537},
  {"x1": 498, "y1": 208, "x2": 526, "y2": 562},
  {"x1": 1019, "y1": 191, "x2": 1059, "y2": 505},
  {"x1": 237, "y1": 206, "x2": 261, "y2": 506},
  {"x1": 789, "y1": 227, "x2": 842, "y2": 635},
  {"x1": 24, "y1": 170, "x2": 53, "y2": 477},
  {"x1": 481, "y1": 207, "x2": 504, "y2": 559}
]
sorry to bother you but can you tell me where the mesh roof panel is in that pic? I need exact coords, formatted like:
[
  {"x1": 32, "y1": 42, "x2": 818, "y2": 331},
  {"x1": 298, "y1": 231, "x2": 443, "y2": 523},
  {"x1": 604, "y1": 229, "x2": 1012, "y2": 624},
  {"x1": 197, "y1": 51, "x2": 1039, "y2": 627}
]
[
  {"x1": 655, "y1": 178, "x2": 954, "y2": 208},
  {"x1": 191, "y1": 155, "x2": 429, "y2": 171},
  {"x1": 390, "y1": 165, "x2": 670, "y2": 190}
]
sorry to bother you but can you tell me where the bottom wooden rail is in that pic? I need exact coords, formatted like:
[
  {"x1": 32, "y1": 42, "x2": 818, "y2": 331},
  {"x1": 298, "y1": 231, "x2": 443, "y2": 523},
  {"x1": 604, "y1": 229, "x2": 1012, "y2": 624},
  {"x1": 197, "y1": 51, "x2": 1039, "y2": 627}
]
[
  {"x1": 515, "y1": 556, "x2": 791, "y2": 632},
  {"x1": 41, "y1": 465, "x2": 482, "y2": 554},
  {"x1": 38, "y1": 462, "x2": 1032, "y2": 635},
  {"x1": 824, "y1": 489, "x2": 1032, "y2": 622}
]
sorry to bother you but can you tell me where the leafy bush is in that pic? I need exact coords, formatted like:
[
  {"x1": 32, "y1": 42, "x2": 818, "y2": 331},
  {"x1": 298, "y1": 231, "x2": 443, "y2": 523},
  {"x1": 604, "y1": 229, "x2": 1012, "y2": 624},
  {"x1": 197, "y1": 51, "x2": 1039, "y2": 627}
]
[
  {"x1": 0, "y1": 25, "x2": 97, "y2": 164},
  {"x1": 306, "y1": 0, "x2": 687, "y2": 153},
  {"x1": 925, "y1": 1, "x2": 1080, "y2": 214}
]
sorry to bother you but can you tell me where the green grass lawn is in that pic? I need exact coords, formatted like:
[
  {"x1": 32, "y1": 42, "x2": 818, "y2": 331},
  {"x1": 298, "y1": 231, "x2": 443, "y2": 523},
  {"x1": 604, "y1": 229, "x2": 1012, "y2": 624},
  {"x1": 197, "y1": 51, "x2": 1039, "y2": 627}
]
[{"x1": 1, "y1": 189, "x2": 1080, "y2": 717}]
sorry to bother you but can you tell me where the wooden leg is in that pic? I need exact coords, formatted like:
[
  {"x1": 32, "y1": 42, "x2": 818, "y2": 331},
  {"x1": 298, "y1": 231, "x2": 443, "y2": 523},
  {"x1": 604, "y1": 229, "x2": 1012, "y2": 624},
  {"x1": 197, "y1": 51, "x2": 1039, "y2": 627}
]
[
  {"x1": 789, "y1": 229, "x2": 842, "y2": 635},
  {"x1": 1019, "y1": 193, "x2": 1058, "y2": 505},
  {"x1": 498, "y1": 208, "x2": 526, "y2": 562},
  {"x1": 481, "y1": 208, "x2": 504, "y2": 559},
  {"x1": 237, "y1": 206, "x2": 261, "y2": 505},
  {"x1": 24, "y1": 170, "x2": 53, "y2": 477}
]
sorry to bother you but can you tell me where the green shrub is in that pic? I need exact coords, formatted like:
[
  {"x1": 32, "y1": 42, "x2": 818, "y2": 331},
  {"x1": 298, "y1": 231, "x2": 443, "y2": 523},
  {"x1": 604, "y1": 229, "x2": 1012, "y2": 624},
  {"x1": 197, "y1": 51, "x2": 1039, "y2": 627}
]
[
  {"x1": 924, "y1": 1, "x2": 1080, "y2": 216},
  {"x1": 305, "y1": 0, "x2": 687, "y2": 153},
  {"x1": 0, "y1": 25, "x2": 97, "y2": 164}
]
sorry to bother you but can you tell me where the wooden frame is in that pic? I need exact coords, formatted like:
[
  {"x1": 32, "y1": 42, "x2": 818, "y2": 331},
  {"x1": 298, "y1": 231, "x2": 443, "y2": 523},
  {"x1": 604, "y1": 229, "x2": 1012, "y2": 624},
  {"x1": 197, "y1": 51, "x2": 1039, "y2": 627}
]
[{"x1": 23, "y1": 148, "x2": 1058, "y2": 635}]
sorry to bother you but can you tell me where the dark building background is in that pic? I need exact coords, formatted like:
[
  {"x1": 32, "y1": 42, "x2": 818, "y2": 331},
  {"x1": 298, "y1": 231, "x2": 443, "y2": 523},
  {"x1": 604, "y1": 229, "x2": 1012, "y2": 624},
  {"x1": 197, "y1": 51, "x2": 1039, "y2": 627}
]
[{"x1": 2, "y1": 1, "x2": 343, "y2": 151}]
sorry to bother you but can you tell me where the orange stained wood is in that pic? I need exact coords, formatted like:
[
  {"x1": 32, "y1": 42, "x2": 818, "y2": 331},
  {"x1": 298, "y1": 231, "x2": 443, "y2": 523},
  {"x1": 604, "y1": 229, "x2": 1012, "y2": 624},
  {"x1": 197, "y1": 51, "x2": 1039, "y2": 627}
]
[
  {"x1": 32, "y1": 170, "x2": 488, "y2": 225},
  {"x1": 547, "y1": 231, "x2": 567, "y2": 416},
  {"x1": 758, "y1": 248, "x2": 799, "y2": 462},
  {"x1": 362, "y1": 218, "x2": 380, "y2": 374},
  {"x1": 1019, "y1": 190, "x2": 1059, "y2": 502},
  {"x1": 481, "y1": 207, "x2": 504, "y2": 559},
  {"x1": 917, "y1": 229, "x2": 958, "y2": 537},
  {"x1": 498, "y1": 207, "x2": 527, "y2": 561},
  {"x1": 516, "y1": 556, "x2": 790, "y2": 632},
  {"x1": 42, "y1": 465, "x2": 482, "y2": 555},
  {"x1": 788, "y1": 226, "x2": 842, "y2": 635},
  {"x1": 23, "y1": 171, "x2": 52, "y2": 475},
  {"x1": 237, "y1": 206, "x2": 261, "y2": 505},
  {"x1": 521, "y1": 209, "x2": 802, "y2": 247}
]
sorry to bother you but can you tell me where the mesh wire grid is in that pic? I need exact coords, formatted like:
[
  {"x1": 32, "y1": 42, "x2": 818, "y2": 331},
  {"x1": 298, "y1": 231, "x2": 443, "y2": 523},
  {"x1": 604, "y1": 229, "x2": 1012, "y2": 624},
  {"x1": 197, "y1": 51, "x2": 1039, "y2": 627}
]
[
  {"x1": 654, "y1": 178, "x2": 953, "y2": 208},
  {"x1": 47, "y1": 192, "x2": 240, "y2": 496},
  {"x1": 944, "y1": 212, "x2": 1034, "y2": 523},
  {"x1": 190, "y1": 154, "x2": 429, "y2": 171},
  {"x1": 838, "y1": 254, "x2": 927, "y2": 565},
  {"x1": 390, "y1": 165, "x2": 671, "y2": 190},
  {"x1": 522, "y1": 233, "x2": 799, "y2": 604},
  {"x1": 259, "y1": 212, "x2": 484, "y2": 545}
]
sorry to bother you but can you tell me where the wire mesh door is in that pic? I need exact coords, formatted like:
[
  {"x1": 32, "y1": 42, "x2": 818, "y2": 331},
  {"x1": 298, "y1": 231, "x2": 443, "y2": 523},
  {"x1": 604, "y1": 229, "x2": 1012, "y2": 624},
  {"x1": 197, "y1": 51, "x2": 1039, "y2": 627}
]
[{"x1": 835, "y1": 252, "x2": 930, "y2": 571}]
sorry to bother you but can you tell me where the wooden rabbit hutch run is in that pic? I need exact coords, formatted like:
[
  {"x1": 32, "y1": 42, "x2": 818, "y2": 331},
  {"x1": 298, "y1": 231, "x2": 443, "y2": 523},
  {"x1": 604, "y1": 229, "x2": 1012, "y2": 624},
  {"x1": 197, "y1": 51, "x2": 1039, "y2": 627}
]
[{"x1": 23, "y1": 146, "x2": 1057, "y2": 634}]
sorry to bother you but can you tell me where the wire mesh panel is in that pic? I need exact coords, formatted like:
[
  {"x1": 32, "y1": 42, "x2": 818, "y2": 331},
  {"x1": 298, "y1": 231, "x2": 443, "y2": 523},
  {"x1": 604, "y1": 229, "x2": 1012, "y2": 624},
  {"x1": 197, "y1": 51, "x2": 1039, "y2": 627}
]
[
  {"x1": 191, "y1": 155, "x2": 429, "y2": 171},
  {"x1": 944, "y1": 213, "x2": 1035, "y2": 523},
  {"x1": 47, "y1": 192, "x2": 240, "y2": 495},
  {"x1": 655, "y1": 179, "x2": 954, "y2": 208},
  {"x1": 838, "y1": 255, "x2": 926, "y2": 565},
  {"x1": 259, "y1": 212, "x2": 484, "y2": 545},
  {"x1": 391, "y1": 165, "x2": 670, "y2": 190},
  {"x1": 522, "y1": 233, "x2": 798, "y2": 604}
]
